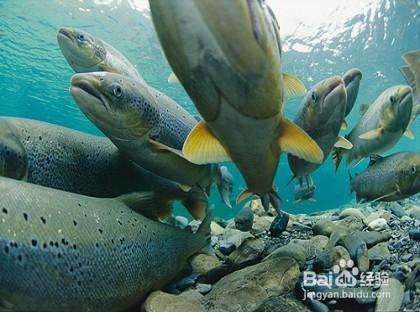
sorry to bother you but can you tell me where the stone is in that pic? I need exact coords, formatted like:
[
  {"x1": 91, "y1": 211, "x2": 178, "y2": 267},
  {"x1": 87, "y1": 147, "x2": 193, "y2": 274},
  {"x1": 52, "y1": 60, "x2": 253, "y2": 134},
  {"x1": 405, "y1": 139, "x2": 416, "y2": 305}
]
[
  {"x1": 375, "y1": 278, "x2": 405, "y2": 312},
  {"x1": 401, "y1": 215, "x2": 412, "y2": 222},
  {"x1": 227, "y1": 237, "x2": 265, "y2": 269},
  {"x1": 254, "y1": 296, "x2": 311, "y2": 312},
  {"x1": 312, "y1": 219, "x2": 336, "y2": 236},
  {"x1": 221, "y1": 228, "x2": 254, "y2": 249},
  {"x1": 144, "y1": 290, "x2": 205, "y2": 312},
  {"x1": 407, "y1": 206, "x2": 420, "y2": 220},
  {"x1": 269, "y1": 212, "x2": 289, "y2": 237},
  {"x1": 310, "y1": 300, "x2": 329, "y2": 312},
  {"x1": 219, "y1": 241, "x2": 236, "y2": 255},
  {"x1": 206, "y1": 257, "x2": 300, "y2": 312},
  {"x1": 234, "y1": 205, "x2": 254, "y2": 232},
  {"x1": 409, "y1": 229, "x2": 420, "y2": 241},
  {"x1": 251, "y1": 215, "x2": 274, "y2": 234},
  {"x1": 363, "y1": 212, "x2": 383, "y2": 225},
  {"x1": 339, "y1": 208, "x2": 365, "y2": 220},
  {"x1": 196, "y1": 283, "x2": 212, "y2": 295},
  {"x1": 356, "y1": 231, "x2": 392, "y2": 247},
  {"x1": 401, "y1": 253, "x2": 413, "y2": 262},
  {"x1": 265, "y1": 242, "x2": 307, "y2": 269},
  {"x1": 335, "y1": 215, "x2": 364, "y2": 231},
  {"x1": 248, "y1": 199, "x2": 276, "y2": 217},
  {"x1": 367, "y1": 218, "x2": 388, "y2": 231},
  {"x1": 174, "y1": 216, "x2": 189, "y2": 229},
  {"x1": 190, "y1": 254, "x2": 221, "y2": 276},
  {"x1": 313, "y1": 246, "x2": 350, "y2": 272},
  {"x1": 306, "y1": 235, "x2": 330, "y2": 258},
  {"x1": 386, "y1": 202, "x2": 407, "y2": 218},
  {"x1": 368, "y1": 242, "x2": 389, "y2": 261},
  {"x1": 210, "y1": 222, "x2": 224, "y2": 236}
]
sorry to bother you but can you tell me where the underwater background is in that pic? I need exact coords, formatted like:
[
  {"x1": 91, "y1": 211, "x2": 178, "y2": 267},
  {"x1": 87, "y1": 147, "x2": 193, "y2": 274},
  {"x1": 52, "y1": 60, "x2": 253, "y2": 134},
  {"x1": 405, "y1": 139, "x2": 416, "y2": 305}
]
[{"x1": 0, "y1": 0, "x2": 419, "y2": 218}]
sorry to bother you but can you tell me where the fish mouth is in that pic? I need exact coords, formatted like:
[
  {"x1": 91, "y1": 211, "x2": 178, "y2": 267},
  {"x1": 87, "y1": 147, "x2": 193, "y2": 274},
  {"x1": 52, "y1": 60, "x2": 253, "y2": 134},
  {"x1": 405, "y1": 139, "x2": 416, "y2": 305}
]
[
  {"x1": 70, "y1": 74, "x2": 110, "y2": 112},
  {"x1": 325, "y1": 76, "x2": 345, "y2": 98},
  {"x1": 57, "y1": 27, "x2": 74, "y2": 42},
  {"x1": 343, "y1": 68, "x2": 362, "y2": 87}
]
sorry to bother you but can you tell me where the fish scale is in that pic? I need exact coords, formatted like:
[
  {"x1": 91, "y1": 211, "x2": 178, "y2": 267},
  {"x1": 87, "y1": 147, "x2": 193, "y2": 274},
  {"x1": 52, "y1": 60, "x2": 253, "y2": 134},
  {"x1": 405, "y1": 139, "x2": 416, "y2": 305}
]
[{"x1": 0, "y1": 177, "x2": 210, "y2": 311}]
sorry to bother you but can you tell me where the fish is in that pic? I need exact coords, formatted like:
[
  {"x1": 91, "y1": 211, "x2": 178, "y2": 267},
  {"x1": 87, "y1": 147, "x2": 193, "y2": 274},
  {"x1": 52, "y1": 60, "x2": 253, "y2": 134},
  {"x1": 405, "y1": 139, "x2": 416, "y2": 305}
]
[
  {"x1": 400, "y1": 49, "x2": 420, "y2": 133},
  {"x1": 149, "y1": 0, "x2": 323, "y2": 212},
  {"x1": 350, "y1": 152, "x2": 420, "y2": 202},
  {"x1": 69, "y1": 72, "x2": 233, "y2": 208},
  {"x1": 0, "y1": 176, "x2": 211, "y2": 311},
  {"x1": 293, "y1": 176, "x2": 316, "y2": 204},
  {"x1": 0, "y1": 117, "x2": 207, "y2": 220},
  {"x1": 57, "y1": 27, "x2": 145, "y2": 83},
  {"x1": 288, "y1": 76, "x2": 350, "y2": 181},
  {"x1": 342, "y1": 68, "x2": 362, "y2": 127},
  {"x1": 332, "y1": 85, "x2": 413, "y2": 170}
]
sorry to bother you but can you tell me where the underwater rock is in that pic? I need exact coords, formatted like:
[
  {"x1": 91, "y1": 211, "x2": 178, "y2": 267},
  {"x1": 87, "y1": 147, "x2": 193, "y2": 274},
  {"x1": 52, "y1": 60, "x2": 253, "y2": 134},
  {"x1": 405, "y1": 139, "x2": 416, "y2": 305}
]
[
  {"x1": 265, "y1": 242, "x2": 307, "y2": 269},
  {"x1": 407, "y1": 206, "x2": 420, "y2": 220},
  {"x1": 196, "y1": 283, "x2": 212, "y2": 295},
  {"x1": 367, "y1": 218, "x2": 388, "y2": 231},
  {"x1": 254, "y1": 296, "x2": 311, "y2": 312},
  {"x1": 206, "y1": 257, "x2": 300, "y2": 312},
  {"x1": 227, "y1": 237, "x2": 265, "y2": 269},
  {"x1": 210, "y1": 222, "x2": 225, "y2": 236},
  {"x1": 221, "y1": 228, "x2": 254, "y2": 249},
  {"x1": 305, "y1": 235, "x2": 330, "y2": 258},
  {"x1": 356, "y1": 231, "x2": 392, "y2": 247},
  {"x1": 144, "y1": 290, "x2": 205, "y2": 312},
  {"x1": 312, "y1": 219, "x2": 336, "y2": 236},
  {"x1": 363, "y1": 211, "x2": 390, "y2": 225},
  {"x1": 375, "y1": 278, "x2": 405, "y2": 312},
  {"x1": 310, "y1": 299, "x2": 329, "y2": 312},
  {"x1": 313, "y1": 246, "x2": 350, "y2": 272},
  {"x1": 234, "y1": 204, "x2": 254, "y2": 232},
  {"x1": 248, "y1": 199, "x2": 276, "y2": 217},
  {"x1": 339, "y1": 208, "x2": 365, "y2": 220},
  {"x1": 251, "y1": 215, "x2": 274, "y2": 234},
  {"x1": 190, "y1": 254, "x2": 221, "y2": 276},
  {"x1": 386, "y1": 202, "x2": 407, "y2": 218},
  {"x1": 269, "y1": 212, "x2": 289, "y2": 237},
  {"x1": 219, "y1": 241, "x2": 236, "y2": 255},
  {"x1": 401, "y1": 253, "x2": 413, "y2": 262},
  {"x1": 408, "y1": 229, "x2": 420, "y2": 241},
  {"x1": 367, "y1": 242, "x2": 389, "y2": 261},
  {"x1": 335, "y1": 215, "x2": 364, "y2": 232}
]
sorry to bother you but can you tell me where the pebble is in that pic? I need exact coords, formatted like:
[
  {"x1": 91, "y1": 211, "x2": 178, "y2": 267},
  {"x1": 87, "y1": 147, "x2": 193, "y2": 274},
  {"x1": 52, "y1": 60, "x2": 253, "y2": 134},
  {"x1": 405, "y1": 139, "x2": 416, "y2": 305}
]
[
  {"x1": 407, "y1": 206, "x2": 420, "y2": 220},
  {"x1": 387, "y1": 202, "x2": 407, "y2": 218},
  {"x1": 375, "y1": 278, "x2": 405, "y2": 312},
  {"x1": 368, "y1": 242, "x2": 389, "y2": 261},
  {"x1": 269, "y1": 212, "x2": 289, "y2": 237},
  {"x1": 312, "y1": 219, "x2": 336, "y2": 236},
  {"x1": 251, "y1": 215, "x2": 274, "y2": 234},
  {"x1": 408, "y1": 229, "x2": 420, "y2": 241},
  {"x1": 234, "y1": 205, "x2": 254, "y2": 232},
  {"x1": 265, "y1": 242, "x2": 307, "y2": 269},
  {"x1": 227, "y1": 237, "x2": 265, "y2": 269},
  {"x1": 196, "y1": 283, "x2": 212, "y2": 295},
  {"x1": 401, "y1": 215, "x2": 412, "y2": 222},
  {"x1": 367, "y1": 218, "x2": 388, "y2": 231},
  {"x1": 310, "y1": 299, "x2": 329, "y2": 312},
  {"x1": 339, "y1": 207, "x2": 365, "y2": 220},
  {"x1": 190, "y1": 254, "x2": 221, "y2": 276},
  {"x1": 144, "y1": 290, "x2": 205, "y2": 312},
  {"x1": 210, "y1": 222, "x2": 224, "y2": 236},
  {"x1": 401, "y1": 253, "x2": 413, "y2": 262},
  {"x1": 174, "y1": 216, "x2": 189, "y2": 229},
  {"x1": 219, "y1": 241, "x2": 236, "y2": 255}
]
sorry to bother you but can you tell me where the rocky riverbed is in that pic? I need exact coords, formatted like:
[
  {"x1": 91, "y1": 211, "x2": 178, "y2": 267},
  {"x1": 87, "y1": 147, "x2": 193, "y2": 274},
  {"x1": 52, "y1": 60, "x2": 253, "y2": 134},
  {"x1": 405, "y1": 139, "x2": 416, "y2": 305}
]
[{"x1": 139, "y1": 196, "x2": 420, "y2": 312}]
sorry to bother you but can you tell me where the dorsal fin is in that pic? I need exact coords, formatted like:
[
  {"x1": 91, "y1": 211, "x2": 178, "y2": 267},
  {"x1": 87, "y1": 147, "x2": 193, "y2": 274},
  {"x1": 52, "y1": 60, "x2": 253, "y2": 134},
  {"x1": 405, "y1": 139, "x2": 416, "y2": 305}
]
[
  {"x1": 400, "y1": 66, "x2": 416, "y2": 92},
  {"x1": 360, "y1": 104, "x2": 369, "y2": 117},
  {"x1": 368, "y1": 154, "x2": 383, "y2": 167}
]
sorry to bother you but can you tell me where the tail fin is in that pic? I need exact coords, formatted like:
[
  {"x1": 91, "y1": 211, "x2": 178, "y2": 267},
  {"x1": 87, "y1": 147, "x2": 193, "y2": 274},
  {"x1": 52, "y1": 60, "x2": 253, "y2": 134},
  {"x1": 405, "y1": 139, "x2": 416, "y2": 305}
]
[
  {"x1": 181, "y1": 187, "x2": 208, "y2": 220},
  {"x1": 331, "y1": 147, "x2": 343, "y2": 172},
  {"x1": 117, "y1": 191, "x2": 172, "y2": 220},
  {"x1": 195, "y1": 211, "x2": 212, "y2": 254},
  {"x1": 215, "y1": 165, "x2": 234, "y2": 208}
]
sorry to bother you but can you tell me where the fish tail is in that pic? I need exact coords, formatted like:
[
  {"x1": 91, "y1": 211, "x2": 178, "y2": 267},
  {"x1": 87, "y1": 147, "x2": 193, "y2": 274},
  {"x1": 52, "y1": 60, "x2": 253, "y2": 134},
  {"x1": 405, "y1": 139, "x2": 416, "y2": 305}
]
[
  {"x1": 195, "y1": 210, "x2": 212, "y2": 254},
  {"x1": 214, "y1": 165, "x2": 234, "y2": 208},
  {"x1": 331, "y1": 147, "x2": 343, "y2": 172},
  {"x1": 181, "y1": 186, "x2": 208, "y2": 220}
]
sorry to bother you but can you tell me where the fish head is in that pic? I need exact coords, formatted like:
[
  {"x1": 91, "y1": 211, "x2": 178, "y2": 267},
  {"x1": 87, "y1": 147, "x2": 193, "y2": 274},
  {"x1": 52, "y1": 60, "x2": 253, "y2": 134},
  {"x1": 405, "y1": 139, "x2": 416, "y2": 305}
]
[
  {"x1": 57, "y1": 27, "x2": 106, "y2": 72},
  {"x1": 70, "y1": 72, "x2": 157, "y2": 141},
  {"x1": 301, "y1": 76, "x2": 346, "y2": 126},
  {"x1": 397, "y1": 153, "x2": 420, "y2": 196},
  {"x1": 0, "y1": 122, "x2": 27, "y2": 180},
  {"x1": 150, "y1": 0, "x2": 283, "y2": 120},
  {"x1": 343, "y1": 68, "x2": 362, "y2": 116},
  {"x1": 382, "y1": 85, "x2": 413, "y2": 132}
]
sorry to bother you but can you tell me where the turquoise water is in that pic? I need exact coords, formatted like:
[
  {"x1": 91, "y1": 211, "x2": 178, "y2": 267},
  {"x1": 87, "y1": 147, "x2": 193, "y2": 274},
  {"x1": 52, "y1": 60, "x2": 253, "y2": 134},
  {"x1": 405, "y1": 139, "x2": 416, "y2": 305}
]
[{"x1": 0, "y1": 0, "x2": 419, "y2": 218}]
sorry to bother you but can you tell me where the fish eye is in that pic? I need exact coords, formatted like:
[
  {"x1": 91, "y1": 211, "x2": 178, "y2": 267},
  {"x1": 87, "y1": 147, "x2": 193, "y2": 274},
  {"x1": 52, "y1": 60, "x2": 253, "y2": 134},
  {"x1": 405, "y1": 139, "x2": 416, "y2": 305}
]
[
  {"x1": 311, "y1": 92, "x2": 318, "y2": 102},
  {"x1": 76, "y1": 33, "x2": 85, "y2": 42},
  {"x1": 390, "y1": 95, "x2": 397, "y2": 104},
  {"x1": 113, "y1": 85, "x2": 123, "y2": 98}
]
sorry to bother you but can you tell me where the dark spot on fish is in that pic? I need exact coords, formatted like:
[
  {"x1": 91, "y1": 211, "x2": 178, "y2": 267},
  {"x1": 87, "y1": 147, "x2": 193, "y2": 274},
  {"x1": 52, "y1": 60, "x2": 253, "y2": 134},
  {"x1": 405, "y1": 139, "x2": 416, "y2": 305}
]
[
  {"x1": 31, "y1": 239, "x2": 37, "y2": 247},
  {"x1": 98, "y1": 228, "x2": 103, "y2": 234},
  {"x1": 42, "y1": 243, "x2": 47, "y2": 249},
  {"x1": 54, "y1": 242, "x2": 59, "y2": 248},
  {"x1": 4, "y1": 246, "x2": 9, "y2": 253},
  {"x1": 40, "y1": 216, "x2": 46, "y2": 224},
  {"x1": 10, "y1": 242, "x2": 17, "y2": 248},
  {"x1": 77, "y1": 281, "x2": 82, "y2": 286},
  {"x1": 49, "y1": 241, "x2": 54, "y2": 247},
  {"x1": 78, "y1": 262, "x2": 82, "y2": 267},
  {"x1": 2, "y1": 208, "x2": 7, "y2": 214},
  {"x1": 95, "y1": 243, "x2": 99, "y2": 248},
  {"x1": 23, "y1": 212, "x2": 28, "y2": 221},
  {"x1": 38, "y1": 136, "x2": 42, "y2": 141},
  {"x1": 117, "y1": 220, "x2": 122, "y2": 226},
  {"x1": 69, "y1": 267, "x2": 74, "y2": 273},
  {"x1": 17, "y1": 255, "x2": 22, "y2": 262},
  {"x1": 57, "y1": 253, "x2": 61, "y2": 258},
  {"x1": 73, "y1": 244, "x2": 77, "y2": 250},
  {"x1": 73, "y1": 220, "x2": 77, "y2": 226}
]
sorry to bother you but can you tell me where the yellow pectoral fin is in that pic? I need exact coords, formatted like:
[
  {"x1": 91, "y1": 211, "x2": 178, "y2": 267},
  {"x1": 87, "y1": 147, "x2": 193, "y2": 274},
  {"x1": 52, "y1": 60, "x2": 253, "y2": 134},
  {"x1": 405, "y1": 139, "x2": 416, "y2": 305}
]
[
  {"x1": 283, "y1": 72, "x2": 307, "y2": 97},
  {"x1": 334, "y1": 136, "x2": 353, "y2": 149},
  {"x1": 358, "y1": 128, "x2": 383, "y2": 140},
  {"x1": 278, "y1": 119, "x2": 324, "y2": 164},
  {"x1": 404, "y1": 128, "x2": 414, "y2": 139},
  {"x1": 167, "y1": 71, "x2": 180, "y2": 83},
  {"x1": 182, "y1": 120, "x2": 231, "y2": 164},
  {"x1": 236, "y1": 189, "x2": 253, "y2": 205},
  {"x1": 341, "y1": 119, "x2": 348, "y2": 130}
]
